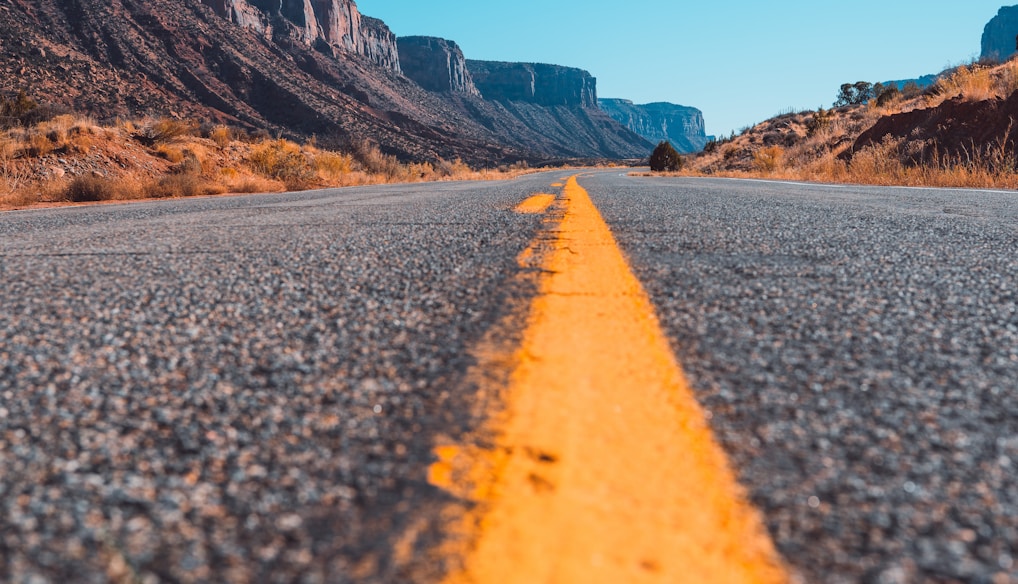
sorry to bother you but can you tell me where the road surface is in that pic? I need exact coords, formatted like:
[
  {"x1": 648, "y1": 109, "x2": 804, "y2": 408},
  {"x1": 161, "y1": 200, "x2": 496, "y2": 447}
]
[{"x1": 1, "y1": 171, "x2": 1016, "y2": 583}]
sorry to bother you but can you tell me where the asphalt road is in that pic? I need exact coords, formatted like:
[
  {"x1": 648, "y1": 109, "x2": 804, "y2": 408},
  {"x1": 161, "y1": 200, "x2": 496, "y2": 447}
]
[
  {"x1": 2, "y1": 171, "x2": 1017, "y2": 583},
  {"x1": 584, "y1": 173, "x2": 1018, "y2": 583},
  {"x1": 0, "y1": 176, "x2": 552, "y2": 582}
]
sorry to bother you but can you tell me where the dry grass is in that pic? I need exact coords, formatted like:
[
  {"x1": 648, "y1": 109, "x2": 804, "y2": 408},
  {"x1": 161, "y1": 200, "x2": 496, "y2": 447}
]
[
  {"x1": 0, "y1": 111, "x2": 544, "y2": 211},
  {"x1": 684, "y1": 57, "x2": 1018, "y2": 191}
]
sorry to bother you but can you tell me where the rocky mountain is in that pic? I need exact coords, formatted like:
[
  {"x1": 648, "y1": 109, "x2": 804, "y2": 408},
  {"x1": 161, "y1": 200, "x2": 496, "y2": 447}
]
[
  {"x1": 397, "y1": 37, "x2": 478, "y2": 96},
  {"x1": 467, "y1": 61, "x2": 598, "y2": 108},
  {"x1": 598, "y1": 99, "x2": 707, "y2": 153},
  {"x1": 0, "y1": 0, "x2": 652, "y2": 164},
  {"x1": 982, "y1": 5, "x2": 1018, "y2": 61}
]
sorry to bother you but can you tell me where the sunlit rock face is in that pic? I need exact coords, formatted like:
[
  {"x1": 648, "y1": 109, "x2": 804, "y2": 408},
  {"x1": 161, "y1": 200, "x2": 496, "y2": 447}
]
[
  {"x1": 982, "y1": 5, "x2": 1018, "y2": 61},
  {"x1": 599, "y1": 99, "x2": 708, "y2": 153},
  {"x1": 466, "y1": 61, "x2": 598, "y2": 108},
  {"x1": 201, "y1": 0, "x2": 400, "y2": 72},
  {"x1": 398, "y1": 36, "x2": 480, "y2": 96}
]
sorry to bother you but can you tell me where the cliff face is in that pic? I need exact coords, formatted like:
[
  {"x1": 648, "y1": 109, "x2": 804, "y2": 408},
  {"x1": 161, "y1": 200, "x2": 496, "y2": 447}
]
[
  {"x1": 598, "y1": 99, "x2": 707, "y2": 153},
  {"x1": 200, "y1": 0, "x2": 400, "y2": 71},
  {"x1": 398, "y1": 37, "x2": 479, "y2": 96},
  {"x1": 982, "y1": 5, "x2": 1018, "y2": 61},
  {"x1": 467, "y1": 61, "x2": 598, "y2": 108}
]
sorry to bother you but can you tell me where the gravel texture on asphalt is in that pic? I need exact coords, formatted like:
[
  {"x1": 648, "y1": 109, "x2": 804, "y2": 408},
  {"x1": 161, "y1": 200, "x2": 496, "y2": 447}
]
[
  {"x1": 0, "y1": 174, "x2": 555, "y2": 583},
  {"x1": 583, "y1": 172, "x2": 1018, "y2": 584}
]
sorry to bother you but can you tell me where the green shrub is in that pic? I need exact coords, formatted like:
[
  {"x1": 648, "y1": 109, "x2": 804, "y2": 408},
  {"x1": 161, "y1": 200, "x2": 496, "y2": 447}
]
[{"x1": 649, "y1": 141, "x2": 684, "y2": 172}]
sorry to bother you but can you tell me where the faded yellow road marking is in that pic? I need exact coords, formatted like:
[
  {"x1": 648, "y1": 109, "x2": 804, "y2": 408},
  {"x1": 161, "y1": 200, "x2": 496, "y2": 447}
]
[
  {"x1": 435, "y1": 177, "x2": 787, "y2": 584},
  {"x1": 514, "y1": 193, "x2": 556, "y2": 214}
]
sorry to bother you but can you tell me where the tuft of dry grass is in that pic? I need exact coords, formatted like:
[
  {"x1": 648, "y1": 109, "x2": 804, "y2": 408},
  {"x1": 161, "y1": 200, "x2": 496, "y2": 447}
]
[{"x1": 752, "y1": 146, "x2": 784, "y2": 173}]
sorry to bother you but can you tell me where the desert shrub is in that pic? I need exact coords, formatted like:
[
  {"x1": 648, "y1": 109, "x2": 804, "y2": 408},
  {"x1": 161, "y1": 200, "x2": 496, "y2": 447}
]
[
  {"x1": 848, "y1": 135, "x2": 904, "y2": 179},
  {"x1": 134, "y1": 118, "x2": 198, "y2": 145},
  {"x1": 148, "y1": 174, "x2": 221, "y2": 198},
  {"x1": 248, "y1": 139, "x2": 315, "y2": 189},
  {"x1": 64, "y1": 175, "x2": 117, "y2": 202},
  {"x1": 752, "y1": 146, "x2": 784, "y2": 173},
  {"x1": 649, "y1": 141, "x2": 683, "y2": 172},
  {"x1": 209, "y1": 125, "x2": 232, "y2": 148},
  {"x1": 25, "y1": 132, "x2": 55, "y2": 157},
  {"x1": 875, "y1": 85, "x2": 901, "y2": 107},
  {"x1": 172, "y1": 149, "x2": 204, "y2": 175},
  {"x1": 933, "y1": 64, "x2": 996, "y2": 103},
  {"x1": 806, "y1": 108, "x2": 834, "y2": 138},
  {"x1": 154, "y1": 144, "x2": 184, "y2": 163},
  {"x1": 313, "y1": 150, "x2": 354, "y2": 180},
  {"x1": 435, "y1": 157, "x2": 472, "y2": 178},
  {"x1": 352, "y1": 140, "x2": 405, "y2": 179}
]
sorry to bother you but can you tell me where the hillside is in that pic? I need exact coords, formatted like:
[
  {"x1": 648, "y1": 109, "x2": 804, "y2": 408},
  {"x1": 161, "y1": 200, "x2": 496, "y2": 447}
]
[
  {"x1": 688, "y1": 58, "x2": 1018, "y2": 189},
  {"x1": 0, "y1": 0, "x2": 651, "y2": 165}
]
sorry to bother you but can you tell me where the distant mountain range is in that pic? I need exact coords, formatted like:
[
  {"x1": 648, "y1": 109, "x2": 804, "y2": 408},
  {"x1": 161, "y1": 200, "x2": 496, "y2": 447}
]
[{"x1": 0, "y1": 0, "x2": 707, "y2": 164}]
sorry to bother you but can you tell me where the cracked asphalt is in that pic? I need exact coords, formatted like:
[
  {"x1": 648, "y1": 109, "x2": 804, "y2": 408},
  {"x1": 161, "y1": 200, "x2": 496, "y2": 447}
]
[{"x1": 3, "y1": 171, "x2": 1018, "y2": 583}]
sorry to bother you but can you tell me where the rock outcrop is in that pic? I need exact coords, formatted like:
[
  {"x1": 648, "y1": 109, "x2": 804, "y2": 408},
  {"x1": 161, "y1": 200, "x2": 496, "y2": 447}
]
[
  {"x1": 598, "y1": 99, "x2": 707, "y2": 153},
  {"x1": 849, "y1": 92, "x2": 1018, "y2": 165},
  {"x1": 397, "y1": 37, "x2": 479, "y2": 96},
  {"x1": 200, "y1": 0, "x2": 400, "y2": 71},
  {"x1": 467, "y1": 61, "x2": 598, "y2": 108},
  {"x1": 982, "y1": 5, "x2": 1018, "y2": 61}
]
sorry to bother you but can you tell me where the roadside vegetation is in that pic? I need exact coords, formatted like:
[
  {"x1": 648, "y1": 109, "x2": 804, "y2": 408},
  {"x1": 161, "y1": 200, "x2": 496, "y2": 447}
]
[
  {"x1": 0, "y1": 94, "x2": 534, "y2": 210},
  {"x1": 651, "y1": 58, "x2": 1018, "y2": 189}
]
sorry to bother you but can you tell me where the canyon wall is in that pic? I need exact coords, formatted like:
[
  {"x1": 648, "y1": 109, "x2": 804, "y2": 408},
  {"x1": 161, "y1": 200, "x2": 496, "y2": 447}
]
[
  {"x1": 397, "y1": 36, "x2": 478, "y2": 95},
  {"x1": 201, "y1": 0, "x2": 400, "y2": 72},
  {"x1": 982, "y1": 5, "x2": 1018, "y2": 61},
  {"x1": 599, "y1": 99, "x2": 707, "y2": 153},
  {"x1": 466, "y1": 61, "x2": 598, "y2": 108}
]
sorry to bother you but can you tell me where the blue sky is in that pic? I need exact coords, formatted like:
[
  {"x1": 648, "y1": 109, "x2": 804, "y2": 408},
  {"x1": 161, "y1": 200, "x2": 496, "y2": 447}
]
[{"x1": 357, "y1": 1, "x2": 1009, "y2": 137}]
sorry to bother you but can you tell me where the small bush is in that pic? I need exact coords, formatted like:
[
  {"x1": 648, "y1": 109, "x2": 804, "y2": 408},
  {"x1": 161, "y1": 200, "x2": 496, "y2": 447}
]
[
  {"x1": 352, "y1": 140, "x2": 405, "y2": 179},
  {"x1": 248, "y1": 139, "x2": 315, "y2": 189},
  {"x1": 149, "y1": 174, "x2": 220, "y2": 198},
  {"x1": 154, "y1": 144, "x2": 184, "y2": 163},
  {"x1": 65, "y1": 175, "x2": 117, "y2": 202},
  {"x1": 26, "y1": 132, "x2": 55, "y2": 157},
  {"x1": 209, "y1": 125, "x2": 232, "y2": 148},
  {"x1": 806, "y1": 108, "x2": 834, "y2": 138},
  {"x1": 435, "y1": 158, "x2": 472, "y2": 178},
  {"x1": 313, "y1": 150, "x2": 353, "y2": 180},
  {"x1": 649, "y1": 141, "x2": 684, "y2": 172},
  {"x1": 753, "y1": 146, "x2": 784, "y2": 173},
  {"x1": 134, "y1": 118, "x2": 197, "y2": 145}
]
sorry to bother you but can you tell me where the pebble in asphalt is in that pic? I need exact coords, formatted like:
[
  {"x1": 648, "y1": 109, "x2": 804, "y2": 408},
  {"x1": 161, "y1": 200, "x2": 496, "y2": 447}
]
[
  {"x1": 584, "y1": 173, "x2": 1018, "y2": 584},
  {"x1": 0, "y1": 175, "x2": 551, "y2": 583}
]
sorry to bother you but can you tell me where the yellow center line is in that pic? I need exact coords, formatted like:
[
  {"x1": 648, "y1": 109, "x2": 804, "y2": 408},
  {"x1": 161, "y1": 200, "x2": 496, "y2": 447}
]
[
  {"x1": 434, "y1": 176, "x2": 788, "y2": 584},
  {"x1": 514, "y1": 193, "x2": 556, "y2": 214}
]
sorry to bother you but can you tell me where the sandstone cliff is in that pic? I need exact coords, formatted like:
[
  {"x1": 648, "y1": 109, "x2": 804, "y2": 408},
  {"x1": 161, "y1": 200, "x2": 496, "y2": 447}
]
[
  {"x1": 200, "y1": 0, "x2": 400, "y2": 71},
  {"x1": 982, "y1": 5, "x2": 1018, "y2": 61},
  {"x1": 466, "y1": 61, "x2": 598, "y2": 108},
  {"x1": 598, "y1": 99, "x2": 707, "y2": 153},
  {"x1": 2, "y1": 0, "x2": 652, "y2": 163},
  {"x1": 397, "y1": 37, "x2": 479, "y2": 96}
]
